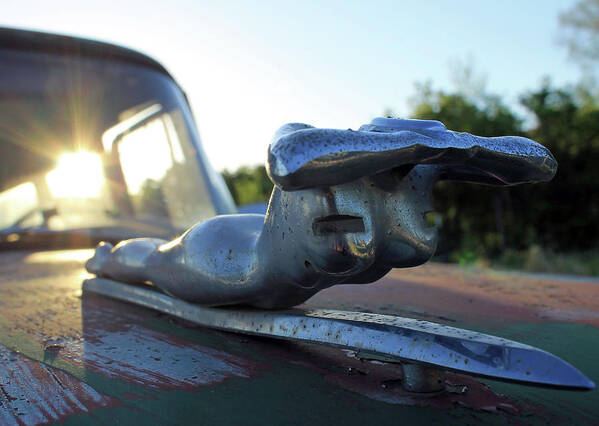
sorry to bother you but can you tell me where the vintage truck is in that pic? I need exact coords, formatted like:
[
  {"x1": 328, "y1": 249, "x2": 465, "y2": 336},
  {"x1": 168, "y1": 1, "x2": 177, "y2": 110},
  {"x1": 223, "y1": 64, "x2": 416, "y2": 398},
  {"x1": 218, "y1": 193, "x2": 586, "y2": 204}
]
[{"x1": 0, "y1": 27, "x2": 597, "y2": 425}]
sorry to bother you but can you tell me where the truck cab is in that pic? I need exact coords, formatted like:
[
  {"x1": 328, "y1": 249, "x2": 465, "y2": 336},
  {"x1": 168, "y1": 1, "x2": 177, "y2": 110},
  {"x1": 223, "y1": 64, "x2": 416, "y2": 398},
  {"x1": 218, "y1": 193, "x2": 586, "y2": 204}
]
[
  {"x1": 0, "y1": 27, "x2": 234, "y2": 251},
  {"x1": 0, "y1": 28, "x2": 597, "y2": 425}
]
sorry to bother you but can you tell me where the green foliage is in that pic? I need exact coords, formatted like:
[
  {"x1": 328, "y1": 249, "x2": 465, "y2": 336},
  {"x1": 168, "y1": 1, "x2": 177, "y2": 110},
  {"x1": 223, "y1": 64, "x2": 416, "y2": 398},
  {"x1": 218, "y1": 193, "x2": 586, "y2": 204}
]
[
  {"x1": 221, "y1": 78, "x2": 599, "y2": 275},
  {"x1": 559, "y1": 0, "x2": 599, "y2": 64},
  {"x1": 495, "y1": 246, "x2": 599, "y2": 277},
  {"x1": 408, "y1": 82, "x2": 523, "y2": 259},
  {"x1": 408, "y1": 78, "x2": 599, "y2": 269},
  {"x1": 222, "y1": 165, "x2": 273, "y2": 206},
  {"x1": 514, "y1": 81, "x2": 599, "y2": 251},
  {"x1": 411, "y1": 81, "x2": 522, "y2": 136},
  {"x1": 137, "y1": 179, "x2": 169, "y2": 218}
]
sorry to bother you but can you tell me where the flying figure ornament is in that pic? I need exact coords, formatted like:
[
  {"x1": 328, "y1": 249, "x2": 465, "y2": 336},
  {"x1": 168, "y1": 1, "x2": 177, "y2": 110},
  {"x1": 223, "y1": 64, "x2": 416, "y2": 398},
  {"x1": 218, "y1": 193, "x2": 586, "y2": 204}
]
[{"x1": 84, "y1": 118, "x2": 595, "y2": 392}]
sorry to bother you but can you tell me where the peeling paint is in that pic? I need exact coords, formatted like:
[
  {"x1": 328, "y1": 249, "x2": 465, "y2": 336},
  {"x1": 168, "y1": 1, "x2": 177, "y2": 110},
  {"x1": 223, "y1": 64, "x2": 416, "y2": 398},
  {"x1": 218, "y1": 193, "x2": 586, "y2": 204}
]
[
  {"x1": 254, "y1": 340, "x2": 528, "y2": 415},
  {"x1": 0, "y1": 249, "x2": 596, "y2": 424},
  {"x1": 307, "y1": 262, "x2": 599, "y2": 326},
  {"x1": 0, "y1": 343, "x2": 115, "y2": 425},
  {"x1": 61, "y1": 313, "x2": 257, "y2": 389},
  {"x1": 0, "y1": 250, "x2": 265, "y2": 391}
]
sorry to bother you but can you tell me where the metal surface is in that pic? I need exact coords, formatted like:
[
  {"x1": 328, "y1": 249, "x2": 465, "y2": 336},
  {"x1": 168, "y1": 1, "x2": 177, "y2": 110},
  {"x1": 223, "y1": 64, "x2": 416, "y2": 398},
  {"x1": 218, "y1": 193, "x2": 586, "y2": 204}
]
[
  {"x1": 82, "y1": 277, "x2": 594, "y2": 390},
  {"x1": 85, "y1": 118, "x2": 557, "y2": 309},
  {"x1": 0, "y1": 343, "x2": 116, "y2": 424},
  {"x1": 0, "y1": 27, "x2": 236, "y2": 218},
  {"x1": 1, "y1": 249, "x2": 598, "y2": 424},
  {"x1": 268, "y1": 118, "x2": 557, "y2": 190},
  {"x1": 0, "y1": 27, "x2": 173, "y2": 81},
  {"x1": 401, "y1": 364, "x2": 445, "y2": 393}
]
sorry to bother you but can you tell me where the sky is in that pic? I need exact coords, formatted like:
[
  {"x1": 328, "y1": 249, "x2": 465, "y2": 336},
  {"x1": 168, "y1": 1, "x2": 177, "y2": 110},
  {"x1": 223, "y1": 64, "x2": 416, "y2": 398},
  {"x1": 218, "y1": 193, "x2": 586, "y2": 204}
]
[{"x1": 1, "y1": 0, "x2": 583, "y2": 171}]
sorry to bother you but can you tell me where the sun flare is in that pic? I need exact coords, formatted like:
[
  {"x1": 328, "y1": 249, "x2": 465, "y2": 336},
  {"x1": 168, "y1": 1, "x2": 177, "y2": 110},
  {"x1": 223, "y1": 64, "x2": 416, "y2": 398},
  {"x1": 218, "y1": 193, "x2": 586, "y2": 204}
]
[{"x1": 46, "y1": 152, "x2": 104, "y2": 198}]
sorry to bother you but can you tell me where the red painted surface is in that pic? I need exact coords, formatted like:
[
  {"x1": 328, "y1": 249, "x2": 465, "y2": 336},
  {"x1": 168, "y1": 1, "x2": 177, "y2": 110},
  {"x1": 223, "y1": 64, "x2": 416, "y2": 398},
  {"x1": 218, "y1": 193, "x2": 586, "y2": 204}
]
[
  {"x1": 60, "y1": 296, "x2": 264, "y2": 390},
  {"x1": 251, "y1": 340, "x2": 528, "y2": 414},
  {"x1": 0, "y1": 343, "x2": 116, "y2": 425},
  {"x1": 0, "y1": 250, "x2": 596, "y2": 423},
  {"x1": 307, "y1": 263, "x2": 599, "y2": 325},
  {"x1": 0, "y1": 250, "x2": 266, "y2": 391}
]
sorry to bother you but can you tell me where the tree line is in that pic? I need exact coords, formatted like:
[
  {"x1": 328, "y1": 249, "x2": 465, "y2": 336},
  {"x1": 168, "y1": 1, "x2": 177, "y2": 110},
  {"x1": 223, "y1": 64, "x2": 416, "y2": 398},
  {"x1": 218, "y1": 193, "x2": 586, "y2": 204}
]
[
  {"x1": 222, "y1": 79, "x2": 599, "y2": 275},
  {"x1": 222, "y1": 0, "x2": 599, "y2": 274}
]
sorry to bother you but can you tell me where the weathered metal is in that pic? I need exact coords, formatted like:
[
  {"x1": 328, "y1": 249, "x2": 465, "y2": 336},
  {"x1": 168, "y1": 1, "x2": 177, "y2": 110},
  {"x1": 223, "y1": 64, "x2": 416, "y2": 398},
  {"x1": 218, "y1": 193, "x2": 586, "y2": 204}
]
[
  {"x1": 0, "y1": 343, "x2": 117, "y2": 424},
  {"x1": 0, "y1": 27, "x2": 595, "y2": 424},
  {"x1": 268, "y1": 118, "x2": 557, "y2": 190},
  {"x1": 82, "y1": 277, "x2": 594, "y2": 390},
  {"x1": 85, "y1": 118, "x2": 557, "y2": 309},
  {"x1": 401, "y1": 363, "x2": 445, "y2": 393},
  {"x1": 1, "y1": 250, "x2": 598, "y2": 423}
]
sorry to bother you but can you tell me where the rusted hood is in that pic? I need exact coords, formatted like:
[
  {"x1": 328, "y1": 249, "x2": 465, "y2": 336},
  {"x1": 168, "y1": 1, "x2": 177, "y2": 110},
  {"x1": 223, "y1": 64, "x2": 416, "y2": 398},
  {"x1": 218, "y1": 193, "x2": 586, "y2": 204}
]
[{"x1": 0, "y1": 249, "x2": 597, "y2": 424}]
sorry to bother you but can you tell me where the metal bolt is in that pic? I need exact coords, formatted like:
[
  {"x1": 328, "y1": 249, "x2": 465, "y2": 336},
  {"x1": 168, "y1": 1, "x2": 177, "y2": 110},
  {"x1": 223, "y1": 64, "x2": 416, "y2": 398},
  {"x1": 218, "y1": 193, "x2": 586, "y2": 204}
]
[{"x1": 402, "y1": 363, "x2": 446, "y2": 393}]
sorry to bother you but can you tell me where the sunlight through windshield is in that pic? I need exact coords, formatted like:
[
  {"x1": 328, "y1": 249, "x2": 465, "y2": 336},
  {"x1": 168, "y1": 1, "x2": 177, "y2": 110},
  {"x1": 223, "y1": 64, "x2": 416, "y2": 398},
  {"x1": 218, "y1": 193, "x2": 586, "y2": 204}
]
[
  {"x1": 46, "y1": 152, "x2": 104, "y2": 198},
  {"x1": 0, "y1": 49, "x2": 222, "y2": 241}
]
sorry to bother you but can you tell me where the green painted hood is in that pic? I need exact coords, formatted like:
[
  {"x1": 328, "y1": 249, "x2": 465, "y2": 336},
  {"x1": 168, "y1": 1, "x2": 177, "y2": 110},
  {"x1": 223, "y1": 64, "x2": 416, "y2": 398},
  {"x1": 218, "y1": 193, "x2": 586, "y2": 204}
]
[{"x1": 0, "y1": 249, "x2": 597, "y2": 425}]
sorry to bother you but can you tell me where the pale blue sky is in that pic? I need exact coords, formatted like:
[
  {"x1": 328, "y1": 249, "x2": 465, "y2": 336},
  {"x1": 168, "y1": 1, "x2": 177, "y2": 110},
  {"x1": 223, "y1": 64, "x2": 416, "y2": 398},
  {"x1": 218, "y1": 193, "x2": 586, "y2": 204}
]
[{"x1": 1, "y1": 0, "x2": 582, "y2": 170}]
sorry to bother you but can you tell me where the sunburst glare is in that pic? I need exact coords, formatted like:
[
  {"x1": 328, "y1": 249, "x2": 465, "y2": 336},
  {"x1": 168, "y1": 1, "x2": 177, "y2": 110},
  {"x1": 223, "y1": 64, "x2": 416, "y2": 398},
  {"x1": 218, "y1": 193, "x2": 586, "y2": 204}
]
[{"x1": 46, "y1": 152, "x2": 104, "y2": 198}]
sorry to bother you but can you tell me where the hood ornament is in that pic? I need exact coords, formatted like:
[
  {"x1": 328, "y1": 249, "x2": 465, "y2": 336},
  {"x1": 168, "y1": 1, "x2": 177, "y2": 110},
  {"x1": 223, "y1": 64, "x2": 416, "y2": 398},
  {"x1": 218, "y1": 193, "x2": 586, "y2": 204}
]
[{"x1": 85, "y1": 118, "x2": 594, "y2": 391}]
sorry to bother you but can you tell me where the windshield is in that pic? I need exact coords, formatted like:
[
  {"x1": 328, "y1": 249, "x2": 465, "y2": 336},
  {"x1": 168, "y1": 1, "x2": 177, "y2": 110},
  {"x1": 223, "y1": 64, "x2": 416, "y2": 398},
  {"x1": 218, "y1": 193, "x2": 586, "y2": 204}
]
[{"x1": 0, "y1": 48, "x2": 233, "y2": 246}]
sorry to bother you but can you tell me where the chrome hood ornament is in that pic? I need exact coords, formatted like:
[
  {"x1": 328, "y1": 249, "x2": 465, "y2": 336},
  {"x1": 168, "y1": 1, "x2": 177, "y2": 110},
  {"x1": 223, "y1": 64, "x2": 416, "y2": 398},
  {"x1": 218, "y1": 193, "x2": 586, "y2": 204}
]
[
  {"x1": 268, "y1": 118, "x2": 556, "y2": 190},
  {"x1": 86, "y1": 118, "x2": 557, "y2": 309},
  {"x1": 84, "y1": 118, "x2": 592, "y2": 391},
  {"x1": 83, "y1": 278, "x2": 594, "y2": 391}
]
